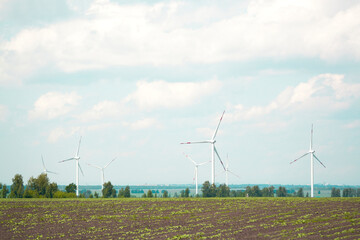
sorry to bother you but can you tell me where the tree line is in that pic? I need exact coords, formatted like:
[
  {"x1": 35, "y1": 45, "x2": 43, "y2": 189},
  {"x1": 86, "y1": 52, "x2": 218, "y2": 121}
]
[{"x1": 1, "y1": 174, "x2": 359, "y2": 198}]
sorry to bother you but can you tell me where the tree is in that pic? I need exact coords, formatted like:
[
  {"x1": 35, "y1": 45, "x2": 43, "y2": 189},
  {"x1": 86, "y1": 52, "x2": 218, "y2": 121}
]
[
  {"x1": 147, "y1": 190, "x2": 153, "y2": 198},
  {"x1": 209, "y1": 184, "x2": 217, "y2": 197},
  {"x1": 357, "y1": 188, "x2": 360, "y2": 197},
  {"x1": 163, "y1": 190, "x2": 168, "y2": 198},
  {"x1": 180, "y1": 190, "x2": 185, "y2": 197},
  {"x1": 245, "y1": 186, "x2": 252, "y2": 197},
  {"x1": 45, "y1": 183, "x2": 58, "y2": 198},
  {"x1": 124, "y1": 186, "x2": 131, "y2": 198},
  {"x1": 9, "y1": 174, "x2": 24, "y2": 198},
  {"x1": 185, "y1": 188, "x2": 190, "y2": 198},
  {"x1": 1, "y1": 184, "x2": 9, "y2": 198},
  {"x1": 201, "y1": 181, "x2": 211, "y2": 197},
  {"x1": 217, "y1": 184, "x2": 230, "y2": 197},
  {"x1": 36, "y1": 173, "x2": 50, "y2": 196},
  {"x1": 94, "y1": 192, "x2": 99, "y2": 198},
  {"x1": 102, "y1": 181, "x2": 116, "y2": 198},
  {"x1": 306, "y1": 192, "x2": 309, "y2": 197},
  {"x1": 331, "y1": 187, "x2": 341, "y2": 197},
  {"x1": 297, "y1": 188, "x2": 304, "y2": 197},
  {"x1": 65, "y1": 183, "x2": 77, "y2": 193},
  {"x1": 277, "y1": 186, "x2": 287, "y2": 197},
  {"x1": 118, "y1": 188, "x2": 125, "y2": 198},
  {"x1": 251, "y1": 186, "x2": 261, "y2": 197}
]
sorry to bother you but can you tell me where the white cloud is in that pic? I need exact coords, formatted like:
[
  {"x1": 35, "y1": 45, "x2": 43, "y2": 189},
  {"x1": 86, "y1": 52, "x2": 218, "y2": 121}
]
[
  {"x1": 48, "y1": 126, "x2": 80, "y2": 143},
  {"x1": 344, "y1": 120, "x2": 360, "y2": 129},
  {"x1": 79, "y1": 100, "x2": 125, "y2": 121},
  {"x1": 0, "y1": 104, "x2": 8, "y2": 121},
  {"x1": 126, "y1": 79, "x2": 221, "y2": 109},
  {"x1": 1, "y1": 0, "x2": 360, "y2": 84},
  {"x1": 29, "y1": 92, "x2": 81, "y2": 120},
  {"x1": 123, "y1": 118, "x2": 160, "y2": 130},
  {"x1": 227, "y1": 74, "x2": 360, "y2": 121}
]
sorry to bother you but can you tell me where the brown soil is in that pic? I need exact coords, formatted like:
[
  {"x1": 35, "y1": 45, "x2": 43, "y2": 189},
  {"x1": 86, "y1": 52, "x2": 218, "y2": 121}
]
[{"x1": 0, "y1": 198, "x2": 359, "y2": 239}]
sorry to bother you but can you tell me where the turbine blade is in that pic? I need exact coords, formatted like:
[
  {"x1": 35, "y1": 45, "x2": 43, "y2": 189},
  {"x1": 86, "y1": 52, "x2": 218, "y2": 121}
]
[
  {"x1": 228, "y1": 170, "x2": 241, "y2": 179},
  {"x1": 215, "y1": 170, "x2": 226, "y2": 177},
  {"x1": 76, "y1": 136, "x2": 82, "y2": 157},
  {"x1": 290, "y1": 152, "x2": 310, "y2": 164},
  {"x1": 180, "y1": 141, "x2": 210, "y2": 144},
  {"x1": 183, "y1": 152, "x2": 197, "y2": 165},
  {"x1": 104, "y1": 157, "x2": 116, "y2": 169},
  {"x1": 46, "y1": 170, "x2": 58, "y2": 175},
  {"x1": 79, "y1": 163, "x2": 84, "y2": 176},
  {"x1": 59, "y1": 158, "x2": 76, "y2": 163},
  {"x1": 193, "y1": 168, "x2": 196, "y2": 183},
  {"x1": 87, "y1": 163, "x2": 102, "y2": 170},
  {"x1": 212, "y1": 110, "x2": 225, "y2": 140},
  {"x1": 310, "y1": 124, "x2": 313, "y2": 150},
  {"x1": 313, "y1": 154, "x2": 326, "y2": 168},
  {"x1": 214, "y1": 146, "x2": 226, "y2": 171},
  {"x1": 42, "y1": 155, "x2": 46, "y2": 169},
  {"x1": 198, "y1": 161, "x2": 210, "y2": 166}
]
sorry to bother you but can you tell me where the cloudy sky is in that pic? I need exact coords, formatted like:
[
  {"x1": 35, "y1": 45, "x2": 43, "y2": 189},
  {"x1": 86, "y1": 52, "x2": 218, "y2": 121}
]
[{"x1": 1, "y1": 0, "x2": 359, "y2": 186}]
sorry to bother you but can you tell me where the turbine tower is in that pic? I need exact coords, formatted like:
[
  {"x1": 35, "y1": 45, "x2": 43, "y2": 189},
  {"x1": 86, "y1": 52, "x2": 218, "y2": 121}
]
[
  {"x1": 42, "y1": 155, "x2": 57, "y2": 175},
  {"x1": 59, "y1": 136, "x2": 84, "y2": 197},
  {"x1": 183, "y1": 153, "x2": 209, "y2": 195},
  {"x1": 87, "y1": 158, "x2": 116, "y2": 190},
  {"x1": 290, "y1": 125, "x2": 326, "y2": 198},
  {"x1": 181, "y1": 111, "x2": 226, "y2": 184}
]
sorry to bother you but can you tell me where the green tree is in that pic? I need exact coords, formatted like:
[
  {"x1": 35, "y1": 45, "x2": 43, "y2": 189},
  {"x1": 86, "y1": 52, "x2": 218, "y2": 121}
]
[
  {"x1": 124, "y1": 186, "x2": 131, "y2": 198},
  {"x1": 331, "y1": 187, "x2": 340, "y2": 197},
  {"x1": 217, "y1": 184, "x2": 230, "y2": 197},
  {"x1": 9, "y1": 174, "x2": 24, "y2": 198},
  {"x1": 180, "y1": 190, "x2": 185, "y2": 197},
  {"x1": 245, "y1": 186, "x2": 252, "y2": 197},
  {"x1": 65, "y1": 183, "x2": 77, "y2": 193},
  {"x1": 142, "y1": 193, "x2": 146, "y2": 198},
  {"x1": 45, "y1": 182, "x2": 58, "y2": 198},
  {"x1": 118, "y1": 188, "x2": 125, "y2": 198},
  {"x1": 185, "y1": 188, "x2": 190, "y2": 198},
  {"x1": 162, "y1": 190, "x2": 168, "y2": 198},
  {"x1": 277, "y1": 186, "x2": 287, "y2": 197},
  {"x1": 209, "y1": 184, "x2": 217, "y2": 197},
  {"x1": 1, "y1": 184, "x2": 9, "y2": 198},
  {"x1": 251, "y1": 185, "x2": 261, "y2": 197},
  {"x1": 94, "y1": 192, "x2": 99, "y2": 198},
  {"x1": 147, "y1": 190, "x2": 153, "y2": 198},
  {"x1": 201, "y1": 181, "x2": 211, "y2": 197},
  {"x1": 102, "y1": 181, "x2": 116, "y2": 198},
  {"x1": 297, "y1": 188, "x2": 304, "y2": 197}
]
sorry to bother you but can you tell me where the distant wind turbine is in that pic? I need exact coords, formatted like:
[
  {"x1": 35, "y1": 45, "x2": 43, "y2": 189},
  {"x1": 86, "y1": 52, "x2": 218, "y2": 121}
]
[
  {"x1": 223, "y1": 154, "x2": 241, "y2": 186},
  {"x1": 181, "y1": 111, "x2": 226, "y2": 184},
  {"x1": 41, "y1": 155, "x2": 57, "y2": 175},
  {"x1": 59, "y1": 136, "x2": 84, "y2": 197},
  {"x1": 290, "y1": 125, "x2": 326, "y2": 198},
  {"x1": 183, "y1": 153, "x2": 209, "y2": 195},
  {"x1": 87, "y1": 157, "x2": 116, "y2": 190}
]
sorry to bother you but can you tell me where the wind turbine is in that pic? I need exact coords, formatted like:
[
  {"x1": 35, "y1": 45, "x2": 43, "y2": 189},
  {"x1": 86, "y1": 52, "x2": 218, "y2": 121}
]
[
  {"x1": 290, "y1": 124, "x2": 326, "y2": 198},
  {"x1": 181, "y1": 111, "x2": 226, "y2": 184},
  {"x1": 223, "y1": 154, "x2": 241, "y2": 186},
  {"x1": 59, "y1": 136, "x2": 84, "y2": 197},
  {"x1": 183, "y1": 153, "x2": 209, "y2": 195},
  {"x1": 41, "y1": 155, "x2": 57, "y2": 175},
  {"x1": 87, "y1": 157, "x2": 116, "y2": 190}
]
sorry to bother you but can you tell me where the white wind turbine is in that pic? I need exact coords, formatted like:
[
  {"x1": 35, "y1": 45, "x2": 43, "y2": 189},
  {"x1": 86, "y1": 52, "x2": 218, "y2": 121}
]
[
  {"x1": 183, "y1": 153, "x2": 209, "y2": 195},
  {"x1": 223, "y1": 154, "x2": 241, "y2": 186},
  {"x1": 59, "y1": 136, "x2": 84, "y2": 197},
  {"x1": 290, "y1": 124, "x2": 326, "y2": 198},
  {"x1": 41, "y1": 155, "x2": 57, "y2": 175},
  {"x1": 87, "y1": 158, "x2": 116, "y2": 190},
  {"x1": 181, "y1": 111, "x2": 226, "y2": 184}
]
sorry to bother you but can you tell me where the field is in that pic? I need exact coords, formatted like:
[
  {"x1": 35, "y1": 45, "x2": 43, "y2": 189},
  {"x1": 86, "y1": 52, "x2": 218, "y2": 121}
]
[{"x1": 1, "y1": 198, "x2": 359, "y2": 239}]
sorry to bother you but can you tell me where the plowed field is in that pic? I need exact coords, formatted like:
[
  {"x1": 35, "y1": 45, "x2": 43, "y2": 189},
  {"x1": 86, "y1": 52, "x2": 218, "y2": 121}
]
[{"x1": 1, "y1": 198, "x2": 359, "y2": 239}]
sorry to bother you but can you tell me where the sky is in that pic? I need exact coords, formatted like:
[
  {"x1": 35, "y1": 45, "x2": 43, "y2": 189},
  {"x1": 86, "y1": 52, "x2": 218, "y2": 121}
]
[{"x1": 0, "y1": 0, "x2": 359, "y2": 186}]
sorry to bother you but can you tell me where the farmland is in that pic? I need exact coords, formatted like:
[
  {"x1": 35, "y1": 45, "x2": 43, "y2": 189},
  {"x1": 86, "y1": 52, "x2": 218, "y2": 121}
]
[{"x1": 0, "y1": 198, "x2": 359, "y2": 239}]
